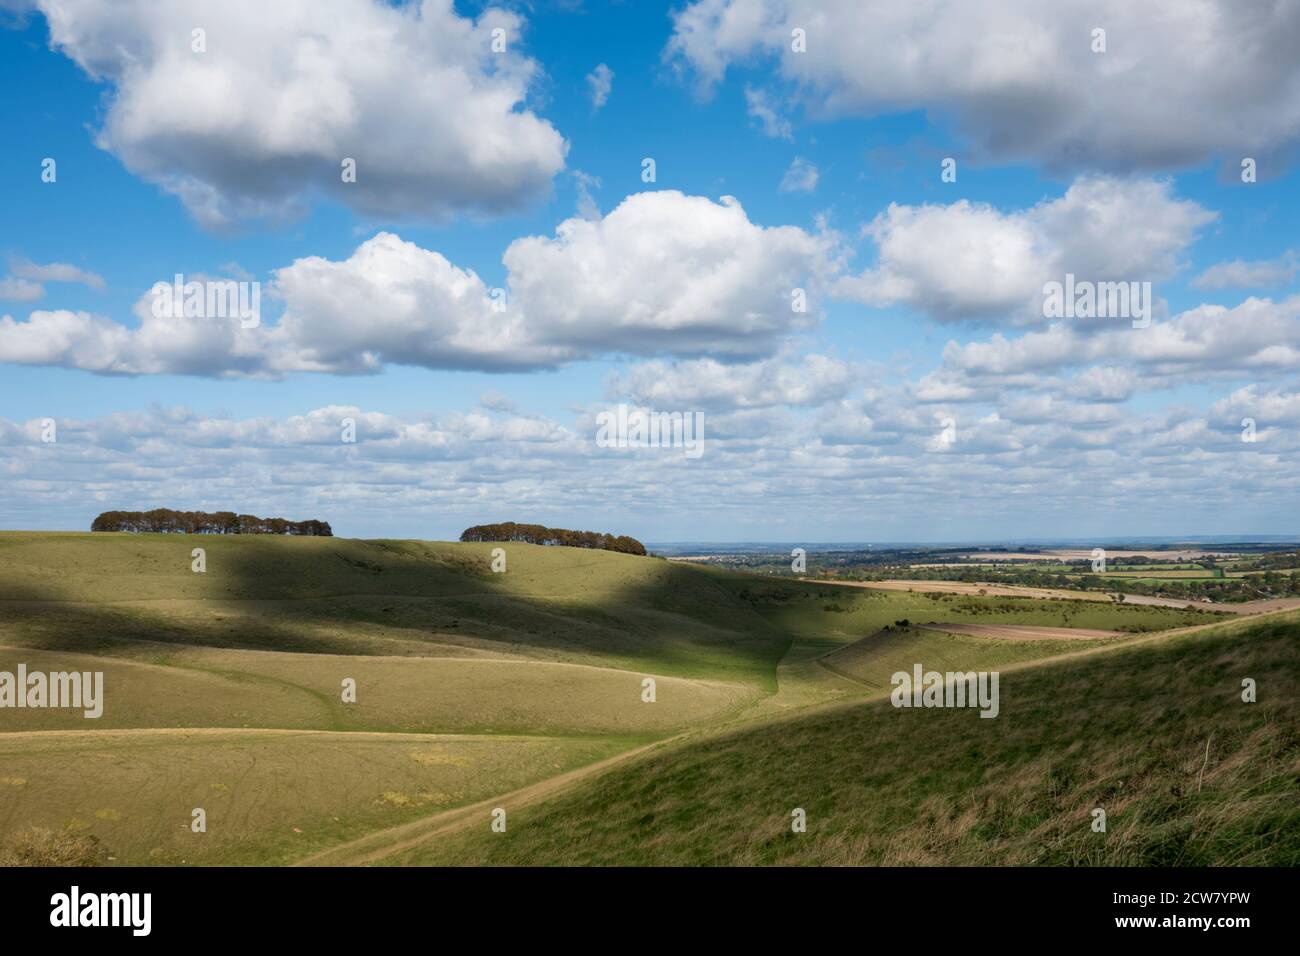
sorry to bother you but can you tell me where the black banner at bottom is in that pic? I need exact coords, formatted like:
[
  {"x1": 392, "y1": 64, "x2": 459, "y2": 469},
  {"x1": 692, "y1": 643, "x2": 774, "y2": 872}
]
[{"x1": 0, "y1": 866, "x2": 1283, "y2": 942}]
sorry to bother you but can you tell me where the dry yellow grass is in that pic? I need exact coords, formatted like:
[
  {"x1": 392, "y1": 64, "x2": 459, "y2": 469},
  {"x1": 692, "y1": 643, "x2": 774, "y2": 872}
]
[
  {"x1": 0, "y1": 728, "x2": 624, "y2": 865},
  {"x1": 0, "y1": 643, "x2": 755, "y2": 736}
]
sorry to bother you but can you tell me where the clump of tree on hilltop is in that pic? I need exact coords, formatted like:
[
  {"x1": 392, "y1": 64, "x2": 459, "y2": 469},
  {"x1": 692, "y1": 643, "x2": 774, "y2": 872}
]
[
  {"x1": 460, "y1": 522, "x2": 646, "y2": 556},
  {"x1": 91, "y1": 509, "x2": 333, "y2": 536}
]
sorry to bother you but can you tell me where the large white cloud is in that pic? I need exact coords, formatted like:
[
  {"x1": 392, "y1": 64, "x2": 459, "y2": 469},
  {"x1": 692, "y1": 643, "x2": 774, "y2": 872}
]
[
  {"x1": 37, "y1": 0, "x2": 567, "y2": 228},
  {"x1": 835, "y1": 176, "x2": 1214, "y2": 323},
  {"x1": 0, "y1": 192, "x2": 839, "y2": 375},
  {"x1": 503, "y1": 191, "x2": 839, "y2": 358},
  {"x1": 0, "y1": 304, "x2": 276, "y2": 377},
  {"x1": 667, "y1": 0, "x2": 1300, "y2": 172},
  {"x1": 267, "y1": 233, "x2": 560, "y2": 374},
  {"x1": 941, "y1": 295, "x2": 1300, "y2": 382}
]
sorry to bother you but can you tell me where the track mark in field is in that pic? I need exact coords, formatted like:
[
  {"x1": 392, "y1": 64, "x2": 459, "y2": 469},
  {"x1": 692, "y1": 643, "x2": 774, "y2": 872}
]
[
  {"x1": 293, "y1": 735, "x2": 688, "y2": 867},
  {"x1": 1210, "y1": 597, "x2": 1300, "y2": 615},
  {"x1": 0, "y1": 727, "x2": 573, "y2": 742},
  {"x1": 812, "y1": 656, "x2": 875, "y2": 688}
]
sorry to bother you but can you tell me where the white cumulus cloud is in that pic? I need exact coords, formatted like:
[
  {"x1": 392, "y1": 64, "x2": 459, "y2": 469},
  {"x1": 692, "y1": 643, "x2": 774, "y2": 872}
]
[
  {"x1": 37, "y1": 0, "x2": 568, "y2": 229},
  {"x1": 0, "y1": 192, "x2": 840, "y2": 375},
  {"x1": 835, "y1": 176, "x2": 1214, "y2": 324},
  {"x1": 666, "y1": 0, "x2": 1300, "y2": 172}
]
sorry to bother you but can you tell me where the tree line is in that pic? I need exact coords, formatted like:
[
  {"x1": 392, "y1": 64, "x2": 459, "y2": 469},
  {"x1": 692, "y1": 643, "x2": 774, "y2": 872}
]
[
  {"x1": 91, "y1": 510, "x2": 333, "y2": 536},
  {"x1": 460, "y1": 522, "x2": 646, "y2": 555}
]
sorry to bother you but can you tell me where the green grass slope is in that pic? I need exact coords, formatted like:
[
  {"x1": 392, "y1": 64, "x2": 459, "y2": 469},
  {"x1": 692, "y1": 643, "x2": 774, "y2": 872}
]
[
  {"x1": 0, "y1": 533, "x2": 1212, "y2": 689},
  {"x1": 0, "y1": 532, "x2": 1251, "y2": 867},
  {"x1": 0, "y1": 643, "x2": 754, "y2": 736},
  {"x1": 0, "y1": 532, "x2": 789, "y2": 686},
  {"x1": 0, "y1": 533, "x2": 783, "y2": 864},
  {"x1": 720, "y1": 578, "x2": 1219, "y2": 643},
  {"x1": 390, "y1": 610, "x2": 1300, "y2": 866},
  {"x1": 818, "y1": 625, "x2": 1113, "y2": 694}
]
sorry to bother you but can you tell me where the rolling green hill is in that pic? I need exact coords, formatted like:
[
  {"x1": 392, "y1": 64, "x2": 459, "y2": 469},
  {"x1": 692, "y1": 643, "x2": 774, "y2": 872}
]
[
  {"x1": 0, "y1": 532, "x2": 1212, "y2": 687},
  {"x1": 0, "y1": 532, "x2": 1275, "y2": 867},
  {"x1": 0, "y1": 532, "x2": 790, "y2": 685},
  {"x1": 387, "y1": 610, "x2": 1300, "y2": 866}
]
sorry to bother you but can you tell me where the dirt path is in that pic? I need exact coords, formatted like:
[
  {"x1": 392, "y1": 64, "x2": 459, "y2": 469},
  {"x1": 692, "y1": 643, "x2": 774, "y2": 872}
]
[
  {"x1": 918, "y1": 622, "x2": 1121, "y2": 640},
  {"x1": 0, "y1": 727, "x2": 566, "y2": 743},
  {"x1": 1211, "y1": 597, "x2": 1300, "y2": 615},
  {"x1": 293, "y1": 734, "x2": 688, "y2": 867}
]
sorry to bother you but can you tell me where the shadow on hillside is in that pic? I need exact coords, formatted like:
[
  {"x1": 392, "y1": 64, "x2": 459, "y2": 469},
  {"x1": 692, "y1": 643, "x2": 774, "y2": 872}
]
[{"x1": 0, "y1": 537, "x2": 807, "y2": 682}]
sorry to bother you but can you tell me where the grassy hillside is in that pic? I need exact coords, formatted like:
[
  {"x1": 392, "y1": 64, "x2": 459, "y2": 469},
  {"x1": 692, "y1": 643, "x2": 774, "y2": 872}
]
[
  {"x1": 818, "y1": 625, "x2": 1112, "y2": 694},
  {"x1": 0, "y1": 533, "x2": 1208, "y2": 688},
  {"x1": 718, "y1": 577, "x2": 1219, "y2": 642},
  {"x1": 0, "y1": 532, "x2": 790, "y2": 686},
  {"x1": 0, "y1": 532, "x2": 1257, "y2": 867},
  {"x1": 0, "y1": 644, "x2": 755, "y2": 736},
  {"x1": 0, "y1": 533, "x2": 786, "y2": 863},
  {"x1": 389, "y1": 611, "x2": 1300, "y2": 866}
]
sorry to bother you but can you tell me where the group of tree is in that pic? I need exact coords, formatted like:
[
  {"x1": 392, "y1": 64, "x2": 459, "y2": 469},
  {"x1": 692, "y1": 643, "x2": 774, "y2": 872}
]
[
  {"x1": 91, "y1": 509, "x2": 333, "y2": 536},
  {"x1": 460, "y1": 522, "x2": 646, "y2": 556}
]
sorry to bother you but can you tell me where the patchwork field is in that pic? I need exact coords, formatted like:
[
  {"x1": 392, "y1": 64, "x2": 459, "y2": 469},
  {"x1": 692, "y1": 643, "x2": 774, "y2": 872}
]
[
  {"x1": 955, "y1": 549, "x2": 1236, "y2": 562},
  {"x1": 0, "y1": 532, "x2": 1292, "y2": 867}
]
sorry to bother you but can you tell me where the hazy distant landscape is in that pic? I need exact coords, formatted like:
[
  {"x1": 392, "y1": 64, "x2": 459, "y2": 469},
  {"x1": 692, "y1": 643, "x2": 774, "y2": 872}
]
[{"x1": 666, "y1": 540, "x2": 1300, "y2": 607}]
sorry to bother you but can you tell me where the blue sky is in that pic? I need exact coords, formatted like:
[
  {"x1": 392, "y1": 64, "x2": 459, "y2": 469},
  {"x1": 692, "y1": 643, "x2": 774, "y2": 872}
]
[{"x1": 2, "y1": 0, "x2": 1298, "y2": 542}]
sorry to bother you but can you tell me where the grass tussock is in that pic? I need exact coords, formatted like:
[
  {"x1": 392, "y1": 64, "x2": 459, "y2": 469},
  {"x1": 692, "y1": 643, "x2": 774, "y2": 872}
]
[{"x1": 0, "y1": 826, "x2": 106, "y2": 867}]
